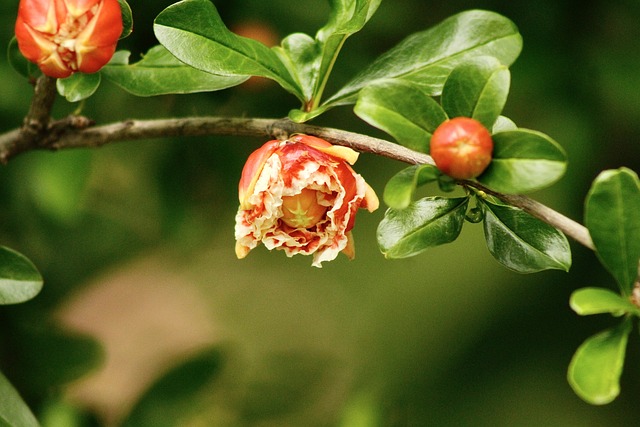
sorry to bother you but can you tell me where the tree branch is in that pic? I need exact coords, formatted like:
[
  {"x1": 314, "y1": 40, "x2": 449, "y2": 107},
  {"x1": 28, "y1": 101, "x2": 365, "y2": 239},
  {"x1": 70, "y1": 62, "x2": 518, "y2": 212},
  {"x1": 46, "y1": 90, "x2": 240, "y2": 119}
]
[
  {"x1": 0, "y1": 114, "x2": 594, "y2": 250},
  {"x1": 24, "y1": 76, "x2": 57, "y2": 129},
  {"x1": 0, "y1": 75, "x2": 58, "y2": 162},
  {"x1": 465, "y1": 181, "x2": 595, "y2": 250}
]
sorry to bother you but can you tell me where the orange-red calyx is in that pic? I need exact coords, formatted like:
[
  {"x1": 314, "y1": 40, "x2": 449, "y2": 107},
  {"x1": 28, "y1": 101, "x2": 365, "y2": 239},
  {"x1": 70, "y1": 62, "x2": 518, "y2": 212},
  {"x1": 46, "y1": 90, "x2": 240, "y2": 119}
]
[{"x1": 15, "y1": 0, "x2": 123, "y2": 78}]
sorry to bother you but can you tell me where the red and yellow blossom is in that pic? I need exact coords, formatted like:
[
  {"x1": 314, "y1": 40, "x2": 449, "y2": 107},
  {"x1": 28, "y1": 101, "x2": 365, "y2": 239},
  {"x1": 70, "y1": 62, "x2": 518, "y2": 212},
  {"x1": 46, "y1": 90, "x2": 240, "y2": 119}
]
[
  {"x1": 15, "y1": 0, "x2": 123, "y2": 78},
  {"x1": 235, "y1": 134, "x2": 379, "y2": 267}
]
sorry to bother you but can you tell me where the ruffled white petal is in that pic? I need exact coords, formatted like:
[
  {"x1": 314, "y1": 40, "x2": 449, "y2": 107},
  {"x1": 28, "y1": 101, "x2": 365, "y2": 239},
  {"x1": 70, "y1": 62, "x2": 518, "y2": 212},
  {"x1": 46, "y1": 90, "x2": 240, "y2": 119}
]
[{"x1": 235, "y1": 146, "x2": 368, "y2": 267}]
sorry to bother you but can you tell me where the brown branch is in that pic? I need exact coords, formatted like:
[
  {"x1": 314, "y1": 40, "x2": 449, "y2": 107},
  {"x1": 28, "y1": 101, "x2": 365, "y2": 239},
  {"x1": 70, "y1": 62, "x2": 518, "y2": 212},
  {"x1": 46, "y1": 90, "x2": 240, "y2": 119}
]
[
  {"x1": 0, "y1": 75, "x2": 57, "y2": 162},
  {"x1": 0, "y1": 114, "x2": 593, "y2": 250},
  {"x1": 466, "y1": 181, "x2": 595, "y2": 250},
  {"x1": 1, "y1": 116, "x2": 434, "y2": 165},
  {"x1": 23, "y1": 75, "x2": 57, "y2": 131}
]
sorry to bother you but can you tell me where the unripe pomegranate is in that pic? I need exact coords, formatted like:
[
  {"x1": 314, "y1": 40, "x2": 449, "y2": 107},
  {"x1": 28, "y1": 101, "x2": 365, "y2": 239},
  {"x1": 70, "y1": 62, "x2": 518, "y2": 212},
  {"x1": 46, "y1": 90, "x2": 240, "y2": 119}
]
[{"x1": 430, "y1": 117, "x2": 493, "y2": 180}]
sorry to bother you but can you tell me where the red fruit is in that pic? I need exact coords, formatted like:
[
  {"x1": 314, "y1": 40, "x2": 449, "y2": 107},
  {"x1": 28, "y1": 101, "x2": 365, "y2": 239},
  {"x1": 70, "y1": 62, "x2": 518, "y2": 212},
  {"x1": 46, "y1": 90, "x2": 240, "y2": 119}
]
[{"x1": 430, "y1": 117, "x2": 493, "y2": 180}]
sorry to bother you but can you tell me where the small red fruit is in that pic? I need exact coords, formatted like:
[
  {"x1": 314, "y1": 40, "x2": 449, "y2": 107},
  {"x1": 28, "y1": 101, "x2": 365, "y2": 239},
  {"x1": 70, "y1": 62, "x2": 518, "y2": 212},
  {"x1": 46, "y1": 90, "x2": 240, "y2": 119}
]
[{"x1": 430, "y1": 117, "x2": 493, "y2": 180}]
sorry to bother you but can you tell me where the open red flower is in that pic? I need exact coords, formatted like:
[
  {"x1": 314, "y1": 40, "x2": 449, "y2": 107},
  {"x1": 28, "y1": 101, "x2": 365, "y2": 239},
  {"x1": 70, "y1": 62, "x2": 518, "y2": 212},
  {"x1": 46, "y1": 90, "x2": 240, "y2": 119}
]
[
  {"x1": 15, "y1": 0, "x2": 123, "y2": 78},
  {"x1": 235, "y1": 135, "x2": 379, "y2": 267}
]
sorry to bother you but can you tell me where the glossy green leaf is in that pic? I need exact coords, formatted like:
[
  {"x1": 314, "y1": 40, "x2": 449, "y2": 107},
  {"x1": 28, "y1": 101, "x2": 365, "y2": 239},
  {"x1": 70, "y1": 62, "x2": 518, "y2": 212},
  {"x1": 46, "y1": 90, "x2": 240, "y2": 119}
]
[
  {"x1": 478, "y1": 129, "x2": 567, "y2": 193},
  {"x1": 7, "y1": 37, "x2": 39, "y2": 79},
  {"x1": 117, "y1": 0, "x2": 133, "y2": 39},
  {"x1": 0, "y1": 370, "x2": 39, "y2": 427},
  {"x1": 377, "y1": 196, "x2": 469, "y2": 258},
  {"x1": 102, "y1": 46, "x2": 248, "y2": 97},
  {"x1": 568, "y1": 318, "x2": 631, "y2": 405},
  {"x1": 492, "y1": 115, "x2": 517, "y2": 133},
  {"x1": 56, "y1": 72, "x2": 101, "y2": 102},
  {"x1": 314, "y1": 0, "x2": 381, "y2": 95},
  {"x1": 0, "y1": 246, "x2": 43, "y2": 305},
  {"x1": 354, "y1": 80, "x2": 447, "y2": 152},
  {"x1": 324, "y1": 10, "x2": 522, "y2": 108},
  {"x1": 154, "y1": 0, "x2": 302, "y2": 100},
  {"x1": 383, "y1": 165, "x2": 440, "y2": 209},
  {"x1": 585, "y1": 168, "x2": 640, "y2": 294},
  {"x1": 122, "y1": 348, "x2": 223, "y2": 427},
  {"x1": 441, "y1": 56, "x2": 510, "y2": 129},
  {"x1": 570, "y1": 287, "x2": 640, "y2": 316},
  {"x1": 275, "y1": 33, "x2": 319, "y2": 102},
  {"x1": 482, "y1": 199, "x2": 571, "y2": 273},
  {"x1": 281, "y1": 0, "x2": 381, "y2": 117}
]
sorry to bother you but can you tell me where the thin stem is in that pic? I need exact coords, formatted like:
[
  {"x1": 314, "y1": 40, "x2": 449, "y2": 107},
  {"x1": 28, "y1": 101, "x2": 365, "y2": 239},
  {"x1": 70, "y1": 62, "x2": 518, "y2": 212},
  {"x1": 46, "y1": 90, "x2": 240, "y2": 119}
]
[
  {"x1": 466, "y1": 181, "x2": 594, "y2": 250},
  {"x1": 0, "y1": 114, "x2": 593, "y2": 250},
  {"x1": 23, "y1": 75, "x2": 57, "y2": 132}
]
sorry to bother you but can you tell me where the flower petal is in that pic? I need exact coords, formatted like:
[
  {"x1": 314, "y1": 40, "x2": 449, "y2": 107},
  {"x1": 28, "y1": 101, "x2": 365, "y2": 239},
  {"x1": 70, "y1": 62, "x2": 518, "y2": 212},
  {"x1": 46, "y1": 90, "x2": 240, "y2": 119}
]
[
  {"x1": 363, "y1": 182, "x2": 379, "y2": 212},
  {"x1": 341, "y1": 231, "x2": 356, "y2": 260},
  {"x1": 291, "y1": 134, "x2": 360, "y2": 165},
  {"x1": 238, "y1": 140, "x2": 281, "y2": 209},
  {"x1": 235, "y1": 135, "x2": 376, "y2": 267}
]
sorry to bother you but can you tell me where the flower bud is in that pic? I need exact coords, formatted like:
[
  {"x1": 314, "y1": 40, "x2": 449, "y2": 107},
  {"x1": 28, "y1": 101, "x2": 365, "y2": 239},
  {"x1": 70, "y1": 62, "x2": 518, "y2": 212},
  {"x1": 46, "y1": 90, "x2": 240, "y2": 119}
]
[
  {"x1": 235, "y1": 135, "x2": 379, "y2": 267},
  {"x1": 430, "y1": 117, "x2": 493, "y2": 180},
  {"x1": 15, "y1": 0, "x2": 123, "y2": 78}
]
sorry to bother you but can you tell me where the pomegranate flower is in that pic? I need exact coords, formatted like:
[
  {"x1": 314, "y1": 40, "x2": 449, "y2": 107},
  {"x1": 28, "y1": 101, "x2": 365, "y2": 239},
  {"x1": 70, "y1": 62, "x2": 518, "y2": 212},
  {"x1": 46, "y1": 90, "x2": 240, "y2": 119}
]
[
  {"x1": 235, "y1": 135, "x2": 379, "y2": 267},
  {"x1": 15, "y1": 0, "x2": 123, "y2": 78}
]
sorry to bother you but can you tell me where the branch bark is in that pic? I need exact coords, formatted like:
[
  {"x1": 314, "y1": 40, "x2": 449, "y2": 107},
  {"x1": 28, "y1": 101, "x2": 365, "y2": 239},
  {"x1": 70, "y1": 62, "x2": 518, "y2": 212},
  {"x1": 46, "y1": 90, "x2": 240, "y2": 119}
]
[
  {"x1": 0, "y1": 75, "x2": 58, "y2": 161},
  {"x1": 0, "y1": 113, "x2": 594, "y2": 251}
]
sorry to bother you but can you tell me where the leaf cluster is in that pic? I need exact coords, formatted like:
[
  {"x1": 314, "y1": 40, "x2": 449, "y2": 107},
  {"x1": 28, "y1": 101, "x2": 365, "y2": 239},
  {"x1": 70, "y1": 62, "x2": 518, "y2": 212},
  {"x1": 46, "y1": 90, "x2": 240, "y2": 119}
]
[{"x1": 567, "y1": 168, "x2": 640, "y2": 405}]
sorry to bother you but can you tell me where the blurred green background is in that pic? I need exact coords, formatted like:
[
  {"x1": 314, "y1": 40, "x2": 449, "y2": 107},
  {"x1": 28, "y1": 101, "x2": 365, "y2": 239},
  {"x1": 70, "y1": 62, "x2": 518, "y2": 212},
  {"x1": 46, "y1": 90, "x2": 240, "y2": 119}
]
[{"x1": 2, "y1": 0, "x2": 640, "y2": 426}]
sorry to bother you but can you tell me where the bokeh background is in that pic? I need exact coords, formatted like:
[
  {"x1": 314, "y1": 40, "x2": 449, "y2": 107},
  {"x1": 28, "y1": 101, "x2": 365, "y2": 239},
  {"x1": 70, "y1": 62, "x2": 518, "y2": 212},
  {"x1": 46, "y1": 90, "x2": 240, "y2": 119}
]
[{"x1": 2, "y1": 0, "x2": 640, "y2": 425}]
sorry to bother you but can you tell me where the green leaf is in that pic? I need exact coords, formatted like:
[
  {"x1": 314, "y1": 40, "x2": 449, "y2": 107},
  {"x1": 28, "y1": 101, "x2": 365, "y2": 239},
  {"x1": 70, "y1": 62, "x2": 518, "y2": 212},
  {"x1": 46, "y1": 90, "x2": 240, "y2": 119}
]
[
  {"x1": 492, "y1": 115, "x2": 517, "y2": 133},
  {"x1": 313, "y1": 0, "x2": 381, "y2": 98},
  {"x1": 117, "y1": 0, "x2": 133, "y2": 39},
  {"x1": 324, "y1": 10, "x2": 522, "y2": 108},
  {"x1": 102, "y1": 46, "x2": 248, "y2": 97},
  {"x1": 478, "y1": 129, "x2": 567, "y2": 193},
  {"x1": 280, "y1": 0, "x2": 381, "y2": 115},
  {"x1": 354, "y1": 80, "x2": 447, "y2": 152},
  {"x1": 0, "y1": 370, "x2": 39, "y2": 427},
  {"x1": 377, "y1": 196, "x2": 469, "y2": 258},
  {"x1": 481, "y1": 199, "x2": 571, "y2": 273},
  {"x1": 568, "y1": 318, "x2": 632, "y2": 405},
  {"x1": 13, "y1": 325, "x2": 103, "y2": 393},
  {"x1": 570, "y1": 287, "x2": 640, "y2": 316},
  {"x1": 56, "y1": 72, "x2": 101, "y2": 102},
  {"x1": 383, "y1": 165, "x2": 440, "y2": 209},
  {"x1": 0, "y1": 246, "x2": 43, "y2": 305},
  {"x1": 154, "y1": 0, "x2": 302, "y2": 100},
  {"x1": 441, "y1": 56, "x2": 510, "y2": 129},
  {"x1": 7, "y1": 37, "x2": 39, "y2": 79},
  {"x1": 585, "y1": 168, "x2": 640, "y2": 294},
  {"x1": 275, "y1": 33, "x2": 319, "y2": 102},
  {"x1": 122, "y1": 348, "x2": 223, "y2": 427}
]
